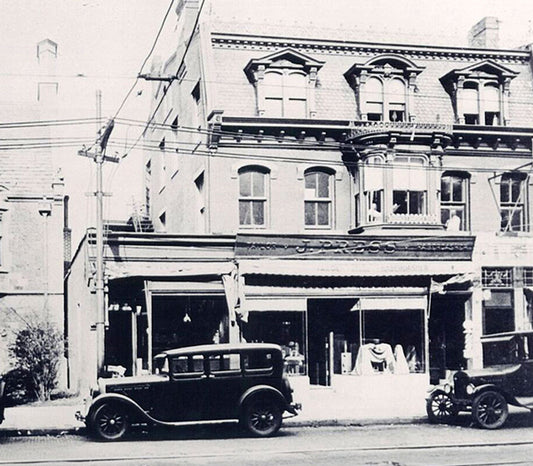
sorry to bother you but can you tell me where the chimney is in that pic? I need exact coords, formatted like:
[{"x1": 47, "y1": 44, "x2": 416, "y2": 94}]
[{"x1": 468, "y1": 17, "x2": 500, "y2": 48}]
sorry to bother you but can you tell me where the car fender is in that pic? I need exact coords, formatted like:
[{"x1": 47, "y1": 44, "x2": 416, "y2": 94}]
[
  {"x1": 239, "y1": 385, "x2": 286, "y2": 410},
  {"x1": 471, "y1": 384, "x2": 514, "y2": 404},
  {"x1": 87, "y1": 393, "x2": 154, "y2": 425}
]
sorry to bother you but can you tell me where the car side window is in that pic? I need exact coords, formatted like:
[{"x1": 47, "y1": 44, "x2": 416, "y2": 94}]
[
  {"x1": 170, "y1": 355, "x2": 205, "y2": 378},
  {"x1": 208, "y1": 353, "x2": 241, "y2": 376},
  {"x1": 243, "y1": 351, "x2": 274, "y2": 374}
]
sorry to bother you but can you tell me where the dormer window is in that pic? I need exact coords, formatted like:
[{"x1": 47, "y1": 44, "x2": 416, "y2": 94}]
[
  {"x1": 244, "y1": 48, "x2": 324, "y2": 119},
  {"x1": 344, "y1": 55, "x2": 424, "y2": 122},
  {"x1": 440, "y1": 60, "x2": 517, "y2": 126}
]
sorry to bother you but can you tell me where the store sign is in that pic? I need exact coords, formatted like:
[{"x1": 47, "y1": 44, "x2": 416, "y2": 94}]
[{"x1": 236, "y1": 234, "x2": 475, "y2": 260}]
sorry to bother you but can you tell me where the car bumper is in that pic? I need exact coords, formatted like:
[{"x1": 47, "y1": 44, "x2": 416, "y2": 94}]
[{"x1": 286, "y1": 402, "x2": 302, "y2": 416}]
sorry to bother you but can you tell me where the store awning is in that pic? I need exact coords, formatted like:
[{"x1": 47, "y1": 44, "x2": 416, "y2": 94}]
[
  {"x1": 238, "y1": 259, "x2": 475, "y2": 277},
  {"x1": 359, "y1": 296, "x2": 427, "y2": 310},
  {"x1": 105, "y1": 261, "x2": 235, "y2": 280}
]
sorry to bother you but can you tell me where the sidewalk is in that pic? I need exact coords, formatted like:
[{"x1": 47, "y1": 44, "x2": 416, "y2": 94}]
[{"x1": 0, "y1": 379, "x2": 428, "y2": 436}]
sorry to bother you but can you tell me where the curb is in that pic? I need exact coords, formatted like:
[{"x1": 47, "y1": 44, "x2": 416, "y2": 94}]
[{"x1": 0, "y1": 417, "x2": 428, "y2": 437}]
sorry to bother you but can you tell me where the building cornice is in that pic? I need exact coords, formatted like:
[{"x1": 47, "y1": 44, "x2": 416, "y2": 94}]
[{"x1": 211, "y1": 32, "x2": 530, "y2": 63}]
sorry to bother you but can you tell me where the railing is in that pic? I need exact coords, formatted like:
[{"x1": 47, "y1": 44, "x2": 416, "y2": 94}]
[
  {"x1": 386, "y1": 213, "x2": 440, "y2": 225},
  {"x1": 349, "y1": 121, "x2": 453, "y2": 139}
]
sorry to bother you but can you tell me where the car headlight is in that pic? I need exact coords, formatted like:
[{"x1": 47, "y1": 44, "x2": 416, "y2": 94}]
[
  {"x1": 443, "y1": 383, "x2": 452, "y2": 394},
  {"x1": 466, "y1": 383, "x2": 475, "y2": 395}
]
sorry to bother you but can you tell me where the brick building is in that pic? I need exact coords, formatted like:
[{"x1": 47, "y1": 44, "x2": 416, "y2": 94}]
[{"x1": 68, "y1": 2, "x2": 533, "y2": 400}]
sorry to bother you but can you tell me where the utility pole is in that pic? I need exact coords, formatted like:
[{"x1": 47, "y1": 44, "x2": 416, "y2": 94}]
[{"x1": 78, "y1": 119, "x2": 118, "y2": 376}]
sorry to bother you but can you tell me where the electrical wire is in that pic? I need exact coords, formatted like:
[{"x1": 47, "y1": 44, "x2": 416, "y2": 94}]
[{"x1": 111, "y1": 0, "x2": 176, "y2": 121}]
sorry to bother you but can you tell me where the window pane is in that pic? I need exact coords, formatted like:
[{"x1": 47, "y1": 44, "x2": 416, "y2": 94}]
[
  {"x1": 463, "y1": 87, "x2": 479, "y2": 114},
  {"x1": 441, "y1": 178, "x2": 451, "y2": 202},
  {"x1": 305, "y1": 202, "x2": 316, "y2": 225},
  {"x1": 239, "y1": 201, "x2": 251, "y2": 225},
  {"x1": 484, "y1": 84, "x2": 500, "y2": 112},
  {"x1": 252, "y1": 201, "x2": 265, "y2": 225},
  {"x1": 316, "y1": 202, "x2": 330, "y2": 225},
  {"x1": 409, "y1": 191, "x2": 426, "y2": 214},
  {"x1": 393, "y1": 191, "x2": 408, "y2": 214},
  {"x1": 264, "y1": 97, "x2": 283, "y2": 117},
  {"x1": 264, "y1": 71, "x2": 282, "y2": 97},
  {"x1": 305, "y1": 172, "x2": 317, "y2": 191},
  {"x1": 500, "y1": 180, "x2": 510, "y2": 203},
  {"x1": 452, "y1": 177, "x2": 463, "y2": 201},
  {"x1": 366, "y1": 77, "x2": 383, "y2": 102},
  {"x1": 511, "y1": 178, "x2": 522, "y2": 202},
  {"x1": 286, "y1": 73, "x2": 306, "y2": 98},
  {"x1": 286, "y1": 98, "x2": 307, "y2": 118},
  {"x1": 388, "y1": 79, "x2": 406, "y2": 104},
  {"x1": 244, "y1": 352, "x2": 273, "y2": 370},
  {"x1": 252, "y1": 171, "x2": 265, "y2": 197},
  {"x1": 240, "y1": 171, "x2": 251, "y2": 196},
  {"x1": 316, "y1": 172, "x2": 330, "y2": 198}
]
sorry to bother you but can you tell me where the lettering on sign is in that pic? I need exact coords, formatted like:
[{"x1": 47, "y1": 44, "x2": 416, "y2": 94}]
[{"x1": 236, "y1": 235, "x2": 475, "y2": 260}]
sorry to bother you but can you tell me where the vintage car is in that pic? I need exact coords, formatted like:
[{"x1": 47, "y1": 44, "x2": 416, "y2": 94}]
[
  {"x1": 426, "y1": 330, "x2": 533, "y2": 429},
  {"x1": 77, "y1": 343, "x2": 301, "y2": 440}
]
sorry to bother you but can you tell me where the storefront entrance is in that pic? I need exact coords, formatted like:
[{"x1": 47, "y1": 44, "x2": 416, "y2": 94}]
[
  {"x1": 308, "y1": 299, "x2": 359, "y2": 386},
  {"x1": 429, "y1": 294, "x2": 468, "y2": 383}
]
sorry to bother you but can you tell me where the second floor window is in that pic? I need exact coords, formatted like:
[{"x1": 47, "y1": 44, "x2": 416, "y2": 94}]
[
  {"x1": 239, "y1": 167, "x2": 269, "y2": 227},
  {"x1": 441, "y1": 173, "x2": 469, "y2": 231},
  {"x1": 304, "y1": 169, "x2": 333, "y2": 227},
  {"x1": 500, "y1": 173, "x2": 527, "y2": 232},
  {"x1": 392, "y1": 156, "x2": 427, "y2": 215}
]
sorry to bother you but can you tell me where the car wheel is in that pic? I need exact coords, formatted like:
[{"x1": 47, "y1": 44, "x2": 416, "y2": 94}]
[
  {"x1": 243, "y1": 398, "x2": 282, "y2": 437},
  {"x1": 472, "y1": 391, "x2": 508, "y2": 429},
  {"x1": 426, "y1": 390, "x2": 459, "y2": 424},
  {"x1": 91, "y1": 403, "x2": 130, "y2": 441}
]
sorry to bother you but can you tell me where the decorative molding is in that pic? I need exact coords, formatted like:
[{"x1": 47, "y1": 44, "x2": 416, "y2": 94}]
[{"x1": 211, "y1": 34, "x2": 530, "y2": 64}]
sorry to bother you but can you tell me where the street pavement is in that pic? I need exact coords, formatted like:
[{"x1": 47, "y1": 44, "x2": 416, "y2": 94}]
[{"x1": 2, "y1": 423, "x2": 533, "y2": 465}]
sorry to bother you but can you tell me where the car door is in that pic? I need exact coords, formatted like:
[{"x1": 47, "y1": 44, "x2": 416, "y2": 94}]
[
  {"x1": 151, "y1": 354, "x2": 208, "y2": 422},
  {"x1": 205, "y1": 351, "x2": 244, "y2": 420}
]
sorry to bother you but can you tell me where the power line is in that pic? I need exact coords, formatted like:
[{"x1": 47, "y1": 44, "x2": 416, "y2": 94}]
[
  {"x1": 122, "y1": 0, "x2": 206, "y2": 158},
  {"x1": 111, "y1": 0, "x2": 176, "y2": 120}
]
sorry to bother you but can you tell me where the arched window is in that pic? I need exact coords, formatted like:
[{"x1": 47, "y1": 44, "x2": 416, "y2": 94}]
[
  {"x1": 483, "y1": 83, "x2": 501, "y2": 126},
  {"x1": 463, "y1": 81, "x2": 479, "y2": 125},
  {"x1": 264, "y1": 71, "x2": 307, "y2": 118},
  {"x1": 500, "y1": 173, "x2": 528, "y2": 232},
  {"x1": 441, "y1": 173, "x2": 470, "y2": 231},
  {"x1": 239, "y1": 167, "x2": 269, "y2": 227},
  {"x1": 366, "y1": 77, "x2": 384, "y2": 121},
  {"x1": 365, "y1": 77, "x2": 406, "y2": 122},
  {"x1": 304, "y1": 169, "x2": 333, "y2": 227}
]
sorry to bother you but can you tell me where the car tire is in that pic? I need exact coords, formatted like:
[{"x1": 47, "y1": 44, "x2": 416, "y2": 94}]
[
  {"x1": 90, "y1": 402, "x2": 130, "y2": 441},
  {"x1": 426, "y1": 390, "x2": 459, "y2": 424},
  {"x1": 472, "y1": 390, "x2": 508, "y2": 429},
  {"x1": 243, "y1": 398, "x2": 283, "y2": 437}
]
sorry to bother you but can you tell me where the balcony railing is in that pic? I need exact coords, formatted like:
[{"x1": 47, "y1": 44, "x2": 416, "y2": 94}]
[
  {"x1": 349, "y1": 121, "x2": 453, "y2": 139},
  {"x1": 386, "y1": 213, "x2": 440, "y2": 225}
]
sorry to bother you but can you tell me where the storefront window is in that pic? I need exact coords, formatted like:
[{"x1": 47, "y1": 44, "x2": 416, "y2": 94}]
[{"x1": 244, "y1": 311, "x2": 306, "y2": 376}]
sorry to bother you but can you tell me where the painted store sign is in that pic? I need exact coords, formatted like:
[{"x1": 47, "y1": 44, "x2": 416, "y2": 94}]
[{"x1": 236, "y1": 234, "x2": 475, "y2": 260}]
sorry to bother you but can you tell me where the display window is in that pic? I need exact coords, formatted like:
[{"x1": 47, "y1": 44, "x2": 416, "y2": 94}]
[{"x1": 244, "y1": 311, "x2": 306, "y2": 376}]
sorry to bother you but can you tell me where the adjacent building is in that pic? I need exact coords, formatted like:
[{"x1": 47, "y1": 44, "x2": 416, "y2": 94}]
[{"x1": 68, "y1": 2, "x2": 533, "y2": 401}]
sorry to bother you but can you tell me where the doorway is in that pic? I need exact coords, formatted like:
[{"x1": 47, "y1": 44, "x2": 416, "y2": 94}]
[
  {"x1": 307, "y1": 299, "x2": 359, "y2": 386},
  {"x1": 429, "y1": 294, "x2": 468, "y2": 384}
]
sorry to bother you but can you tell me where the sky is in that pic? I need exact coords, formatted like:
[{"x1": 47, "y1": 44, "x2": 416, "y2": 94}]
[{"x1": 1, "y1": 0, "x2": 533, "y2": 241}]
